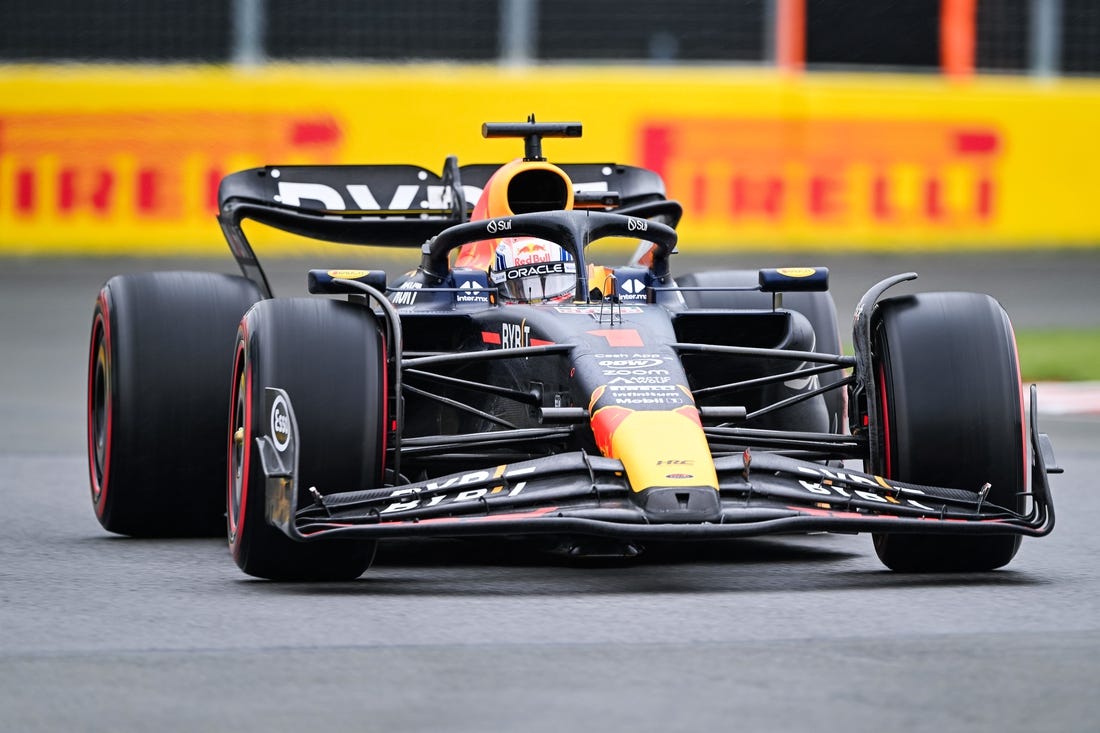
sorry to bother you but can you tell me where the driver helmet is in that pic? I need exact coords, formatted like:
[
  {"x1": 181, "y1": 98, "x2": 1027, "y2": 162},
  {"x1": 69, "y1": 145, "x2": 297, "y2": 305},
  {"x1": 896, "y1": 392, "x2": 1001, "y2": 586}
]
[{"x1": 490, "y1": 238, "x2": 577, "y2": 304}]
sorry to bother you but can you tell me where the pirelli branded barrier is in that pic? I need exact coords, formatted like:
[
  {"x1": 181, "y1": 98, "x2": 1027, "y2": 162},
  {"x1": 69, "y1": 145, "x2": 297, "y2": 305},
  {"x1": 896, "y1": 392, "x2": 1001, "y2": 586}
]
[{"x1": 3, "y1": 65, "x2": 1100, "y2": 254}]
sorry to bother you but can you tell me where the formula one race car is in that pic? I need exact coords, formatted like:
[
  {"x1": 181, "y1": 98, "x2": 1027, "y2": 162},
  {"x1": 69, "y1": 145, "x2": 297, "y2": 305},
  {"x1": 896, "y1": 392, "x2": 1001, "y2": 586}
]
[{"x1": 86, "y1": 118, "x2": 1059, "y2": 580}]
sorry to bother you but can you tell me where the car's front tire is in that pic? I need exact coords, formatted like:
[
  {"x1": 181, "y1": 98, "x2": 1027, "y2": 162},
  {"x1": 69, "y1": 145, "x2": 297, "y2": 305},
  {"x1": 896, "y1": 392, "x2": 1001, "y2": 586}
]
[
  {"x1": 870, "y1": 292, "x2": 1025, "y2": 572},
  {"x1": 228, "y1": 298, "x2": 386, "y2": 581}
]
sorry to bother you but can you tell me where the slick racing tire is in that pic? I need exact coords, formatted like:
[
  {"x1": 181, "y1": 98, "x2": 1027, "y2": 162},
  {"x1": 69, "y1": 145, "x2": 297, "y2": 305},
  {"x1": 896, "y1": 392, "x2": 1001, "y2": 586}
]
[
  {"x1": 228, "y1": 298, "x2": 386, "y2": 581},
  {"x1": 676, "y1": 270, "x2": 845, "y2": 431},
  {"x1": 87, "y1": 272, "x2": 263, "y2": 536},
  {"x1": 871, "y1": 292, "x2": 1025, "y2": 572}
]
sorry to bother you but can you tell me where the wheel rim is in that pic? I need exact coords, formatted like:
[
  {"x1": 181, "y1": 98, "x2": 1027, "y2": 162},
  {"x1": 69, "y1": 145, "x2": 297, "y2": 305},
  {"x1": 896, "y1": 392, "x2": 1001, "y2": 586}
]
[
  {"x1": 87, "y1": 310, "x2": 112, "y2": 511},
  {"x1": 92, "y1": 345, "x2": 108, "y2": 482},
  {"x1": 876, "y1": 361, "x2": 892, "y2": 478},
  {"x1": 227, "y1": 341, "x2": 250, "y2": 543}
]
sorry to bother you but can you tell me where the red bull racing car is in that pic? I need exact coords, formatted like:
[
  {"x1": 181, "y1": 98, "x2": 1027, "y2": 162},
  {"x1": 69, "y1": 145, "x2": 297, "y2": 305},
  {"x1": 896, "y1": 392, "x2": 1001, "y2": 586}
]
[{"x1": 87, "y1": 119, "x2": 1059, "y2": 580}]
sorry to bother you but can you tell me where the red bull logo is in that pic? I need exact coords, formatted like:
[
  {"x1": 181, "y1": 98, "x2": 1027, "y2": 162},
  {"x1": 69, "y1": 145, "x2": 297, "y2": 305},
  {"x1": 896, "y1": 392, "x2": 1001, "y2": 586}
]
[{"x1": 511, "y1": 240, "x2": 553, "y2": 265}]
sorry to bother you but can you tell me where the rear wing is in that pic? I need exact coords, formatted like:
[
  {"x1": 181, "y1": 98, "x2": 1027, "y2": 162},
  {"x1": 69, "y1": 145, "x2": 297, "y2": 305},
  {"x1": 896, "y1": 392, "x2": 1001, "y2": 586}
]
[{"x1": 217, "y1": 157, "x2": 670, "y2": 297}]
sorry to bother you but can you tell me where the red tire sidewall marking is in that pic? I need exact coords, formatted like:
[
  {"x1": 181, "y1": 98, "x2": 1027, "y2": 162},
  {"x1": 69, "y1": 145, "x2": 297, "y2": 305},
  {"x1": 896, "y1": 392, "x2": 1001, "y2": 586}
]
[
  {"x1": 877, "y1": 361, "x2": 892, "y2": 479},
  {"x1": 228, "y1": 324, "x2": 253, "y2": 559},
  {"x1": 88, "y1": 294, "x2": 113, "y2": 518},
  {"x1": 380, "y1": 336, "x2": 389, "y2": 484}
]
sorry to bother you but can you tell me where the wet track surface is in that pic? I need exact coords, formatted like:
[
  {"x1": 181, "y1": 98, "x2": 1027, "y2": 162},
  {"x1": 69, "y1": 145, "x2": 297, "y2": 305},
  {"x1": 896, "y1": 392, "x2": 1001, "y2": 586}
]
[{"x1": 2, "y1": 253, "x2": 1099, "y2": 732}]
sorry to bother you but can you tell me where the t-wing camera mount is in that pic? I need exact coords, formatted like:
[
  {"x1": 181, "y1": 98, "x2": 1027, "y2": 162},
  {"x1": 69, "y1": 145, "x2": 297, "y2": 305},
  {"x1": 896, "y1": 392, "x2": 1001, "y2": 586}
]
[{"x1": 482, "y1": 114, "x2": 582, "y2": 161}]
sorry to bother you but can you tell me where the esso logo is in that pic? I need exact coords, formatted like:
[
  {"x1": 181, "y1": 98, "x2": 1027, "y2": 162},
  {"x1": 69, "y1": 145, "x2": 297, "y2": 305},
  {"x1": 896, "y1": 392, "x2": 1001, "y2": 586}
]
[
  {"x1": 487, "y1": 219, "x2": 512, "y2": 235},
  {"x1": 627, "y1": 217, "x2": 648, "y2": 232},
  {"x1": 270, "y1": 395, "x2": 291, "y2": 452}
]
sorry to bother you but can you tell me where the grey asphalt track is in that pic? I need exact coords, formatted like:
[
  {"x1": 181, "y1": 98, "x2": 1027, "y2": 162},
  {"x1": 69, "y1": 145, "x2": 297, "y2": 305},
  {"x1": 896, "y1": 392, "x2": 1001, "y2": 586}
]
[{"x1": 1, "y1": 253, "x2": 1098, "y2": 733}]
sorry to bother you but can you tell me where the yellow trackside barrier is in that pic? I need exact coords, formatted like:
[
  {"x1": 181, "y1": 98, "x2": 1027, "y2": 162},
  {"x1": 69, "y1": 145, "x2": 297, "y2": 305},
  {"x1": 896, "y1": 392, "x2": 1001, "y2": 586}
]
[{"x1": 3, "y1": 64, "x2": 1100, "y2": 254}]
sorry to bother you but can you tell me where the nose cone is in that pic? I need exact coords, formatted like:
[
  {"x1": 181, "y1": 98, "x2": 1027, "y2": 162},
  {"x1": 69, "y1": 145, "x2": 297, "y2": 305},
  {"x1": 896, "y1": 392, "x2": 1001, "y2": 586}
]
[{"x1": 595, "y1": 408, "x2": 720, "y2": 519}]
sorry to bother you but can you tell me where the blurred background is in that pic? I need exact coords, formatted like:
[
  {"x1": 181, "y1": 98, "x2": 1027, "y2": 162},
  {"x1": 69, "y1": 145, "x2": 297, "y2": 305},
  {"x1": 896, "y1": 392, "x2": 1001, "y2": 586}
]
[
  {"x1": 4, "y1": 0, "x2": 1099, "y2": 71},
  {"x1": 3, "y1": 0, "x2": 1100, "y2": 254}
]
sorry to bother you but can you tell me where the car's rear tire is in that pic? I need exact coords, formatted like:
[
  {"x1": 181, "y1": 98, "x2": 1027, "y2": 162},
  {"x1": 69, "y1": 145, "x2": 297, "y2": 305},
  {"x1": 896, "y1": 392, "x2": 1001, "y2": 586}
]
[
  {"x1": 228, "y1": 298, "x2": 386, "y2": 581},
  {"x1": 87, "y1": 272, "x2": 262, "y2": 536},
  {"x1": 871, "y1": 292, "x2": 1025, "y2": 572},
  {"x1": 676, "y1": 270, "x2": 845, "y2": 431}
]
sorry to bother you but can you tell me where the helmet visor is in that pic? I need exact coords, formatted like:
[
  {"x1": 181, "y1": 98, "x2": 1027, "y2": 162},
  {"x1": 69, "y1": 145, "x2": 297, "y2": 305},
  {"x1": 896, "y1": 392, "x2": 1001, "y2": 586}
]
[{"x1": 491, "y1": 260, "x2": 577, "y2": 303}]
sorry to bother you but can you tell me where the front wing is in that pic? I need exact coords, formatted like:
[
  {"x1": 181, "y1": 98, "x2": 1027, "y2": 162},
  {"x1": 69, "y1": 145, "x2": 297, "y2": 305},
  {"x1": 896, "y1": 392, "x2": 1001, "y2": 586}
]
[{"x1": 256, "y1": 388, "x2": 1057, "y2": 543}]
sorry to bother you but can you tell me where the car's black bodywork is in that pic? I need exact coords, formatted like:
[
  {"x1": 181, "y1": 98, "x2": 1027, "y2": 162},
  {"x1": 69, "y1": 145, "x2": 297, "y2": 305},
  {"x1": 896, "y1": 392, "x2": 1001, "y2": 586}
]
[{"x1": 89, "y1": 120, "x2": 1059, "y2": 577}]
